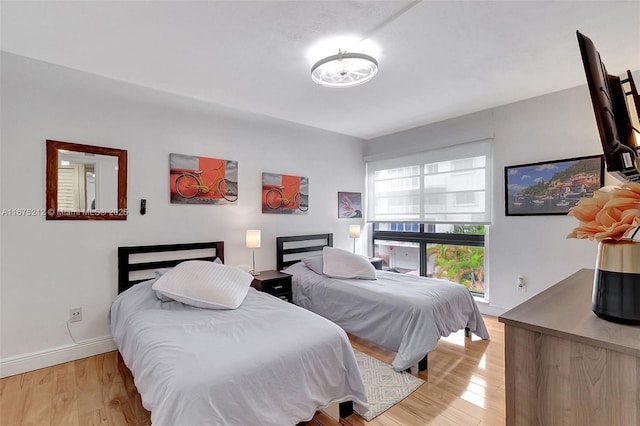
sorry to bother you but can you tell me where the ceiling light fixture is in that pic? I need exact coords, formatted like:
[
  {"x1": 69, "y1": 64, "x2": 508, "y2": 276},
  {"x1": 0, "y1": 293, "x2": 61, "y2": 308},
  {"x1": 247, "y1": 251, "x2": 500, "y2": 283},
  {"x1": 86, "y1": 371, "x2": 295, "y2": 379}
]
[{"x1": 311, "y1": 50, "x2": 378, "y2": 88}]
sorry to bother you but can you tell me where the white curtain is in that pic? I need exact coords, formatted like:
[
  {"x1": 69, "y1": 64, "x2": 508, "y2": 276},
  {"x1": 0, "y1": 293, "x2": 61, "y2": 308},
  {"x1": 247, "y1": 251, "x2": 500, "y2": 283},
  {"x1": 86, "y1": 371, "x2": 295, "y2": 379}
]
[{"x1": 366, "y1": 139, "x2": 493, "y2": 224}]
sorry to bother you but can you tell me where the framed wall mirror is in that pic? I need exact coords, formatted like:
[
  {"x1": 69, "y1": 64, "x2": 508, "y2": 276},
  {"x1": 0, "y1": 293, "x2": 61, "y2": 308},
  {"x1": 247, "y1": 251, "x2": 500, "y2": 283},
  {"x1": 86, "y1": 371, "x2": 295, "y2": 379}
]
[{"x1": 46, "y1": 139, "x2": 128, "y2": 220}]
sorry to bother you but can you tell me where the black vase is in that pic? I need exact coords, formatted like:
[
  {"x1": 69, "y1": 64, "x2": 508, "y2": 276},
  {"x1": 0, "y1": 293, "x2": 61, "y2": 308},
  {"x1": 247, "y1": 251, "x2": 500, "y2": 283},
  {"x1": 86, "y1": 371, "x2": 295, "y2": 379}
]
[{"x1": 592, "y1": 240, "x2": 640, "y2": 325}]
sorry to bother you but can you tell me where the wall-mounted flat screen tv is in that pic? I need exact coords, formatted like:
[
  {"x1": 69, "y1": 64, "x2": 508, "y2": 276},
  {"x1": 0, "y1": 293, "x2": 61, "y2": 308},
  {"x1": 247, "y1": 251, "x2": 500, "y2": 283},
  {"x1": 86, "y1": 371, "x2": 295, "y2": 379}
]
[{"x1": 577, "y1": 30, "x2": 640, "y2": 182}]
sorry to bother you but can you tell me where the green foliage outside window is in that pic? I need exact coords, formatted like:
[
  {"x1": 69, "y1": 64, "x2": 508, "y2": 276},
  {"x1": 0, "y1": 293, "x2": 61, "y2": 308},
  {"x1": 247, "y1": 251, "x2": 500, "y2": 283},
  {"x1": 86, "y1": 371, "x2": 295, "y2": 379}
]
[
  {"x1": 427, "y1": 244, "x2": 485, "y2": 295},
  {"x1": 374, "y1": 223, "x2": 486, "y2": 295}
]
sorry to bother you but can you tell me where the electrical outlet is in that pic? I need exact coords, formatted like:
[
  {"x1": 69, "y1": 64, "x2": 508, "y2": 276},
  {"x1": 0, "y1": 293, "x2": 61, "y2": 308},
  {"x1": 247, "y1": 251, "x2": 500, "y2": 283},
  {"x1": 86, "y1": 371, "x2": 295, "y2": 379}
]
[
  {"x1": 517, "y1": 277, "x2": 526, "y2": 292},
  {"x1": 70, "y1": 307, "x2": 82, "y2": 322}
]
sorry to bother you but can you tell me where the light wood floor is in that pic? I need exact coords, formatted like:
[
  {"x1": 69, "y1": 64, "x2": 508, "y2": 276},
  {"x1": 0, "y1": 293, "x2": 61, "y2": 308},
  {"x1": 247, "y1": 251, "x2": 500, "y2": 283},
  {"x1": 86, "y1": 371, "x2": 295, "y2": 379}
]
[{"x1": 0, "y1": 316, "x2": 504, "y2": 426}]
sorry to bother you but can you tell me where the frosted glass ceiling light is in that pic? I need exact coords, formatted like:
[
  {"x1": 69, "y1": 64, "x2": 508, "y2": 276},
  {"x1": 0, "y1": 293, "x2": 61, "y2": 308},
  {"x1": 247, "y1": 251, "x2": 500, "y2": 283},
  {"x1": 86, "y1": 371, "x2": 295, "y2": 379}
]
[{"x1": 311, "y1": 50, "x2": 378, "y2": 88}]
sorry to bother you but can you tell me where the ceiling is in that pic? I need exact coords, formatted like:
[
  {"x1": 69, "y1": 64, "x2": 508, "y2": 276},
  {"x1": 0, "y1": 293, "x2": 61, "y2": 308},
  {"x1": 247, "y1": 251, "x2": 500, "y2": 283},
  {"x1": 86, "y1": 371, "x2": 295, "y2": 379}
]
[{"x1": 1, "y1": 1, "x2": 639, "y2": 140}]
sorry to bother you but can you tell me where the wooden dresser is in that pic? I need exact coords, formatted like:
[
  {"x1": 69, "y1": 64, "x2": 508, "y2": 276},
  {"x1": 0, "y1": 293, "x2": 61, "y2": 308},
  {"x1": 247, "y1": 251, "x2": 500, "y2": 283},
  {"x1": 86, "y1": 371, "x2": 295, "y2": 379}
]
[{"x1": 499, "y1": 269, "x2": 640, "y2": 425}]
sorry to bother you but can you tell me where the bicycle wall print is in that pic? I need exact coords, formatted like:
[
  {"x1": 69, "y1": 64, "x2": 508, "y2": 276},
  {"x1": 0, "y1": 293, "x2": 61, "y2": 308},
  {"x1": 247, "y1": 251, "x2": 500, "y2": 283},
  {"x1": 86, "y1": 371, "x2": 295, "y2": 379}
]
[
  {"x1": 170, "y1": 153, "x2": 238, "y2": 205},
  {"x1": 262, "y1": 172, "x2": 309, "y2": 214},
  {"x1": 505, "y1": 154, "x2": 604, "y2": 216}
]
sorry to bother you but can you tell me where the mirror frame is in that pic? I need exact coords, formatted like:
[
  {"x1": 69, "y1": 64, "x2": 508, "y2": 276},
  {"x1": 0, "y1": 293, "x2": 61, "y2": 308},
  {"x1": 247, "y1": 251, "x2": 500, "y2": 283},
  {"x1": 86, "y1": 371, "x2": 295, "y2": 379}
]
[{"x1": 46, "y1": 139, "x2": 128, "y2": 220}]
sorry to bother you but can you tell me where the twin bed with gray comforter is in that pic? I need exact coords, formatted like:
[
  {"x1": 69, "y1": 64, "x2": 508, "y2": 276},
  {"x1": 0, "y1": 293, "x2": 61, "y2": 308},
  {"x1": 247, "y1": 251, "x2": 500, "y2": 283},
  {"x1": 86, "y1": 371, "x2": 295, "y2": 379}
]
[
  {"x1": 111, "y1": 241, "x2": 367, "y2": 426},
  {"x1": 286, "y1": 262, "x2": 490, "y2": 372},
  {"x1": 278, "y1": 233, "x2": 490, "y2": 373}
]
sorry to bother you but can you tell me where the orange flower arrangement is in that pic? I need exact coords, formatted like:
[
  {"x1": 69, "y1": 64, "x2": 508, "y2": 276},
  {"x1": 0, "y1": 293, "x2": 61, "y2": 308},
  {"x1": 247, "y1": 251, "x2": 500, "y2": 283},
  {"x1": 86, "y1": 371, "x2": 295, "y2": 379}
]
[{"x1": 567, "y1": 182, "x2": 640, "y2": 241}]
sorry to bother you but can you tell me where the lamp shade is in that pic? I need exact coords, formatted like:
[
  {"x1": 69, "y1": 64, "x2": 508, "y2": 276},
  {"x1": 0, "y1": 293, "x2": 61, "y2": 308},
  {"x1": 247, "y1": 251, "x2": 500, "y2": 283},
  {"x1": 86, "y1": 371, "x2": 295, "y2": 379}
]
[
  {"x1": 246, "y1": 230, "x2": 261, "y2": 248},
  {"x1": 349, "y1": 225, "x2": 361, "y2": 238}
]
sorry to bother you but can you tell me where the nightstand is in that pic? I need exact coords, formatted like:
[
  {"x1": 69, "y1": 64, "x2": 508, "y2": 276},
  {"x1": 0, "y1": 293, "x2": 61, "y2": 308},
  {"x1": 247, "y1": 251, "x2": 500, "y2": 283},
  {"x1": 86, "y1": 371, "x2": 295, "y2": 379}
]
[
  {"x1": 250, "y1": 270, "x2": 292, "y2": 303},
  {"x1": 369, "y1": 257, "x2": 383, "y2": 270}
]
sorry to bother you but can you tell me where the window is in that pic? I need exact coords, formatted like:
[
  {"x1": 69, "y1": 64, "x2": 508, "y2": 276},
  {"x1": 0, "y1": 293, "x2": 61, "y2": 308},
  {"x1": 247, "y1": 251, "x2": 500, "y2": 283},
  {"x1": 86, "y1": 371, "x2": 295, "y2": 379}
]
[
  {"x1": 367, "y1": 140, "x2": 492, "y2": 224},
  {"x1": 366, "y1": 140, "x2": 492, "y2": 297},
  {"x1": 372, "y1": 223, "x2": 486, "y2": 296}
]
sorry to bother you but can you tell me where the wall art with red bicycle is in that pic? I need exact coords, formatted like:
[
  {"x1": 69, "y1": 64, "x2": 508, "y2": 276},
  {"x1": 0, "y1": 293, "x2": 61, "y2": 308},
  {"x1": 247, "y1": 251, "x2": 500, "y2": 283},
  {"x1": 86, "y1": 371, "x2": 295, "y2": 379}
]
[
  {"x1": 262, "y1": 172, "x2": 308, "y2": 214},
  {"x1": 170, "y1": 153, "x2": 238, "y2": 204}
]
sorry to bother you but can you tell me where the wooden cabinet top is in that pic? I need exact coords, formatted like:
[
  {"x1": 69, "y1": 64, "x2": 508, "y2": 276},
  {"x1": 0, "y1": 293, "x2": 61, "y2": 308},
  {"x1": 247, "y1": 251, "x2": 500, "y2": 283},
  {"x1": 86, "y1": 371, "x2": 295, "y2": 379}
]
[{"x1": 499, "y1": 269, "x2": 640, "y2": 358}]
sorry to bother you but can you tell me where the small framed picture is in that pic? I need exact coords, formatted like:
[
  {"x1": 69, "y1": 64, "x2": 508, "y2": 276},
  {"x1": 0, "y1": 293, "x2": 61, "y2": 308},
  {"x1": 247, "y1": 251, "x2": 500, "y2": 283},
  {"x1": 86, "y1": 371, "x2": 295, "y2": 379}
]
[
  {"x1": 504, "y1": 155, "x2": 604, "y2": 216},
  {"x1": 338, "y1": 192, "x2": 362, "y2": 218}
]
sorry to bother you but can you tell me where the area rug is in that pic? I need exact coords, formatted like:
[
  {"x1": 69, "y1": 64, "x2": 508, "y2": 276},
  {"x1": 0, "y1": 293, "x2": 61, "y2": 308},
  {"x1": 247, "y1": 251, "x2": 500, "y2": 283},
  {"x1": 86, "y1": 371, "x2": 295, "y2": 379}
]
[{"x1": 353, "y1": 349, "x2": 424, "y2": 421}]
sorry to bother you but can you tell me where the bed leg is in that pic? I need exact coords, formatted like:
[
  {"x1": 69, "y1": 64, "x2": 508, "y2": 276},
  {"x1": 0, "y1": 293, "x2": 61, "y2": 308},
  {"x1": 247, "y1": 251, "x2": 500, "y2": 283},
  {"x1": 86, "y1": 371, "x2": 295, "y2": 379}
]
[
  {"x1": 339, "y1": 401, "x2": 353, "y2": 418},
  {"x1": 418, "y1": 354, "x2": 428, "y2": 371},
  {"x1": 465, "y1": 327, "x2": 471, "y2": 338}
]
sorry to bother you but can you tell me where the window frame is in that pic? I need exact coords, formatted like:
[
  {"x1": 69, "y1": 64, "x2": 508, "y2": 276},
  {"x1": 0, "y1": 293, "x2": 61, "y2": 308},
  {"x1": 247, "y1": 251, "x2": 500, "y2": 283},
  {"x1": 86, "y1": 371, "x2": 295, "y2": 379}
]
[{"x1": 372, "y1": 223, "x2": 486, "y2": 296}]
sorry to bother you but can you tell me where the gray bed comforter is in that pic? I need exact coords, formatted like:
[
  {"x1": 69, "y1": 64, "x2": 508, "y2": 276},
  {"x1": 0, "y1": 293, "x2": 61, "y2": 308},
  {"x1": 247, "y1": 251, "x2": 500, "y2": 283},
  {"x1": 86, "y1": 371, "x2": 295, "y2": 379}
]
[
  {"x1": 110, "y1": 281, "x2": 368, "y2": 426},
  {"x1": 286, "y1": 262, "x2": 490, "y2": 371}
]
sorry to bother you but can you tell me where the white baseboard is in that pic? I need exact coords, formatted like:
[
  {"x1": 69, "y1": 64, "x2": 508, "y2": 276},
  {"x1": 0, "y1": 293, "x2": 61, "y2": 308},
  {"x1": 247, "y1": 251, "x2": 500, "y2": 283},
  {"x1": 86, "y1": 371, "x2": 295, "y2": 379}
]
[
  {"x1": 0, "y1": 336, "x2": 116, "y2": 378},
  {"x1": 475, "y1": 299, "x2": 508, "y2": 317}
]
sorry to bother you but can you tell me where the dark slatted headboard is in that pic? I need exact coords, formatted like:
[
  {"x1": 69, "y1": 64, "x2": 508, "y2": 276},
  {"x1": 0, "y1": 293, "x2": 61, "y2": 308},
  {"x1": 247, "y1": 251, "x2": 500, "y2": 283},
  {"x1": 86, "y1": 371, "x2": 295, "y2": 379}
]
[
  {"x1": 117, "y1": 241, "x2": 225, "y2": 294},
  {"x1": 276, "y1": 233, "x2": 333, "y2": 271}
]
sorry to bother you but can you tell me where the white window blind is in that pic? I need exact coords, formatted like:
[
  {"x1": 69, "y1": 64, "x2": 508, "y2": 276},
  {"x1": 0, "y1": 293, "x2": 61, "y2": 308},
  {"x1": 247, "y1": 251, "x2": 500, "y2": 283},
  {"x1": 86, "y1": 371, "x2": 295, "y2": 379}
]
[{"x1": 366, "y1": 139, "x2": 492, "y2": 224}]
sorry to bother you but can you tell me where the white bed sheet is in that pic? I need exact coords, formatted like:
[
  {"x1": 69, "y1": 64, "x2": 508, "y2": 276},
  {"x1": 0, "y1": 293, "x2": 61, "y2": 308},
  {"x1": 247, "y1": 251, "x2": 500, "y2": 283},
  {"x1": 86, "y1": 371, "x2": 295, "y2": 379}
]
[
  {"x1": 286, "y1": 262, "x2": 490, "y2": 371},
  {"x1": 110, "y1": 281, "x2": 368, "y2": 426}
]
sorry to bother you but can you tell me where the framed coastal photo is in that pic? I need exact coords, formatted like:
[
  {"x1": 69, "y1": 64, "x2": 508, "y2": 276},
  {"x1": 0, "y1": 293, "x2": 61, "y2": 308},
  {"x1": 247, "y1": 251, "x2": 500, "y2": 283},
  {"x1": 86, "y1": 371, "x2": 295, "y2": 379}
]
[
  {"x1": 338, "y1": 192, "x2": 362, "y2": 218},
  {"x1": 504, "y1": 155, "x2": 604, "y2": 216}
]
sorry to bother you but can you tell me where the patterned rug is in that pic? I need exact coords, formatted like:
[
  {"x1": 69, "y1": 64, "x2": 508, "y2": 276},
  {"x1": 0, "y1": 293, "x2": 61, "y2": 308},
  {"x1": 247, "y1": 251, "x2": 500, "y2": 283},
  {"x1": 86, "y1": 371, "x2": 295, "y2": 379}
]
[{"x1": 353, "y1": 349, "x2": 425, "y2": 421}]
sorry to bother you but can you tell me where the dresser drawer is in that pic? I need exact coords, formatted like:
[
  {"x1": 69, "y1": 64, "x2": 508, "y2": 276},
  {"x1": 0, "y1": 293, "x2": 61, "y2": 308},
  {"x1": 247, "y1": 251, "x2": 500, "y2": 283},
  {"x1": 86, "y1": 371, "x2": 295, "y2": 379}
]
[{"x1": 259, "y1": 279, "x2": 291, "y2": 297}]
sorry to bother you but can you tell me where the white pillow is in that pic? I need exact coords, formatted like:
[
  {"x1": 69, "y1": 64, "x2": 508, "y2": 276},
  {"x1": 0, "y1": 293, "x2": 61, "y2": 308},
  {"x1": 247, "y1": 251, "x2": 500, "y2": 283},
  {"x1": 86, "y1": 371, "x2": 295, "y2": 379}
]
[
  {"x1": 302, "y1": 255, "x2": 323, "y2": 275},
  {"x1": 322, "y1": 246, "x2": 377, "y2": 280},
  {"x1": 152, "y1": 258, "x2": 224, "y2": 302},
  {"x1": 152, "y1": 260, "x2": 252, "y2": 309}
]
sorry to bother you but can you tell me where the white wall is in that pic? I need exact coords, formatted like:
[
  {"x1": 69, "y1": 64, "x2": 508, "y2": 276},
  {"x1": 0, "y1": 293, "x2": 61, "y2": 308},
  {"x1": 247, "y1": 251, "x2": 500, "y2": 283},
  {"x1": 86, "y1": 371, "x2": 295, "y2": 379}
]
[
  {"x1": 0, "y1": 53, "x2": 366, "y2": 376},
  {"x1": 365, "y1": 85, "x2": 615, "y2": 314}
]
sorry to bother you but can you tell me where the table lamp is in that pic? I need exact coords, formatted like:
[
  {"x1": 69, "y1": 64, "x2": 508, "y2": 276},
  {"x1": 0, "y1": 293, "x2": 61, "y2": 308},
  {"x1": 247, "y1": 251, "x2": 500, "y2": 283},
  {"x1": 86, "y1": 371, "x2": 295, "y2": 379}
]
[
  {"x1": 246, "y1": 229, "x2": 261, "y2": 276},
  {"x1": 349, "y1": 225, "x2": 361, "y2": 253}
]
